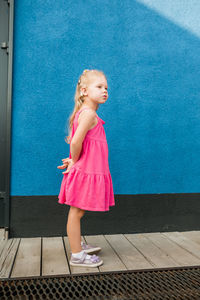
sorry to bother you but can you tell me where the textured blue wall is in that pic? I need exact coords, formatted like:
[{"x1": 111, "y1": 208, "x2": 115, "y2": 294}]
[{"x1": 11, "y1": 0, "x2": 200, "y2": 196}]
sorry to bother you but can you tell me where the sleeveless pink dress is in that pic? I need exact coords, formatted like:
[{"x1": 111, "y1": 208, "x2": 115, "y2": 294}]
[{"x1": 58, "y1": 107, "x2": 115, "y2": 211}]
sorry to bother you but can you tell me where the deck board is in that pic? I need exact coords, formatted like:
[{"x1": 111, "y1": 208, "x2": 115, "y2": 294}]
[
  {"x1": 1, "y1": 238, "x2": 20, "y2": 279},
  {"x1": 181, "y1": 230, "x2": 200, "y2": 245},
  {"x1": 125, "y1": 233, "x2": 179, "y2": 268},
  {"x1": 11, "y1": 238, "x2": 41, "y2": 278},
  {"x1": 144, "y1": 232, "x2": 200, "y2": 266},
  {"x1": 0, "y1": 239, "x2": 8, "y2": 257},
  {"x1": 0, "y1": 229, "x2": 4, "y2": 240},
  {"x1": 104, "y1": 234, "x2": 153, "y2": 270},
  {"x1": 42, "y1": 237, "x2": 70, "y2": 276},
  {"x1": 1, "y1": 231, "x2": 200, "y2": 279},
  {"x1": 162, "y1": 232, "x2": 200, "y2": 260}
]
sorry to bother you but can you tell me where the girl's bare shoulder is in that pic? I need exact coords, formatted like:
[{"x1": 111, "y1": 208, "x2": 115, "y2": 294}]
[{"x1": 78, "y1": 108, "x2": 98, "y2": 129}]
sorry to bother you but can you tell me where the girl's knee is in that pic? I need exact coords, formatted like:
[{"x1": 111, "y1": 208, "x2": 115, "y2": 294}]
[{"x1": 69, "y1": 206, "x2": 85, "y2": 218}]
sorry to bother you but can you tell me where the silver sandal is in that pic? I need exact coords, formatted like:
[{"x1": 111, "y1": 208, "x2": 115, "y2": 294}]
[
  {"x1": 81, "y1": 241, "x2": 101, "y2": 254},
  {"x1": 70, "y1": 252, "x2": 103, "y2": 267}
]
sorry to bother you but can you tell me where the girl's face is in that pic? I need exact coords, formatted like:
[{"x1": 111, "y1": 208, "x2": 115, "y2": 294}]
[{"x1": 85, "y1": 75, "x2": 108, "y2": 104}]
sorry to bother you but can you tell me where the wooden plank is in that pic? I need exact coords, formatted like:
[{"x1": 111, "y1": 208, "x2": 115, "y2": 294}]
[
  {"x1": 11, "y1": 238, "x2": 41, "y2": 278},
  {"x1": 162, "y1": 232, "x2": 200, "y2": 260},
  {"x1": 0, "y1": 239, "x2": 7, "y2": 256},
  {"x1": 125, "y1": 233, "x2": 179, "y2": 268},
  {"x1": 84, "y1": 235, "x2": 127, "y2": 272},
  {"x1": 144, "y1": 232, "x2": 200, "y2": 266},
  {"x1": 0, "y1": 229, "x2": 4, "y2": 240},
  {"x1": 42, "y1": 237, "x2": 70, "y2": 276},
  {"x1": 104, "y1": 234, "x2": 153, "y2": 270},
  {"x1": 1, "y1": 238, "x2": 20, "y2": 279},
  {"x1": 63, "y1": 236, "x2": 100, "y2": 274},
  {"x1": 181, "y1": 231, "x2": 200, "y2": 246}
]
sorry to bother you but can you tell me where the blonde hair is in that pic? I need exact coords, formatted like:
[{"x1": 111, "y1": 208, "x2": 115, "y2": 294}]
[{"x1": 65, "y1": 69, "x2": 106, "y2": 144}]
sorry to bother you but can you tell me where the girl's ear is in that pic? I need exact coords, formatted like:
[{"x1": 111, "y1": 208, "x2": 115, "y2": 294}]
[{"x1": 81, "y1": 86, "x2": 88, "y2": 96}]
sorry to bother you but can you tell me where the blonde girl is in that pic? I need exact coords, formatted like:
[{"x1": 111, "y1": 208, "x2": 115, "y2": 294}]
[{"x1": 57, "y1": 69, "x2": 115, "y2": 267}]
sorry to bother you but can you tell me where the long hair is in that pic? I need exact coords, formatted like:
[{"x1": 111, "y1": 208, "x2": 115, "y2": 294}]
[{"x1": 65, "y1": 69, "x2": 106, "y2": 144}]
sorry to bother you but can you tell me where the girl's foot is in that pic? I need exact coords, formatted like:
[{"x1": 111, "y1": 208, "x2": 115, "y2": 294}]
[
  {"x1": 81, "y1": 241, "x2": 101, "y2": 254},
  {"x1": 70, "y1": 252, "x2": 103, "y2": 268}
]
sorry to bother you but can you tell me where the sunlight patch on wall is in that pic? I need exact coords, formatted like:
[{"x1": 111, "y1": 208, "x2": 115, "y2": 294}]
[{"x1": 137, "y1": 0, "x2": 200, "y2": 38}]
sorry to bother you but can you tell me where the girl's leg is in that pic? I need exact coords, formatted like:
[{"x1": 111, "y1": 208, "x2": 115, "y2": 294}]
[{"x1": 67, "y1": 206, "x2": 85, "y2": 253}]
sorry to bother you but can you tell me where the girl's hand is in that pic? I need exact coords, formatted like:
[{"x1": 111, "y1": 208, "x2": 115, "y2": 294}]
[
  {"x1": 62, "y1": 159, "x2": 75, "y2": 174},
  {"x1": 57, "y1": 158, "x2": 75, "y2": 174},
  {"x1": 57, "y1": 157, "x2": 70, "y2": 171}
]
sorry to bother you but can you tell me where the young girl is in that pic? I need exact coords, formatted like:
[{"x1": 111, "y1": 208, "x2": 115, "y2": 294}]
[{"x1": 57, "y1": 69, "x2": 115, "y2": 268}]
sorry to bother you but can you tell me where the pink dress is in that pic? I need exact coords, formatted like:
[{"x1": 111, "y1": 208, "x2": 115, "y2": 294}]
[{"x1": 58, "y1": 107, "x2": 115, "y2": 211}]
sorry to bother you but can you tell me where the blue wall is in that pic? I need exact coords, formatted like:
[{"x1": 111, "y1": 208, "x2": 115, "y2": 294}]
[{"x1": 11, "y1": 0, "x2": 200, "y2": 196}]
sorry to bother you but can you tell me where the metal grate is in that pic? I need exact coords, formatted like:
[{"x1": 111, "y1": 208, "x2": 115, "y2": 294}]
[{"x1": 0, "y1": 266, "x2": 200, "y2": 299}]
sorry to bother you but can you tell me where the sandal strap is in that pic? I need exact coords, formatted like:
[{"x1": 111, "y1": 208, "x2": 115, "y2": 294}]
[
  {"x1": 90, "y1": 254, "x2": 100, "y2": 263},
  {"x1": 80, "y1": 251, "x2": 87, "y2": 263}
]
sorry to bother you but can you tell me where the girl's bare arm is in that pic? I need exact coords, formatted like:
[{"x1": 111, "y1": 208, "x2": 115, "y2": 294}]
[{"x1": 70, "y1": 110, "x2": 96, "y2": 163}]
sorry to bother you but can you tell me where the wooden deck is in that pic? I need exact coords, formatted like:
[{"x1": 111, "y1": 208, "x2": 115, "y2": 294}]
[{"x1": 0, "y1": 231, "x2": 200, "y2": 279}]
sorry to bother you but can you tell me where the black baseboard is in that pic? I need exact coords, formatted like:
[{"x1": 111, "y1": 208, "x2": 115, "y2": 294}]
[{"x1": 9, "y1": 194, "x2": 200, "y2": 238}]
